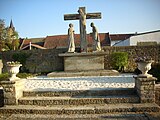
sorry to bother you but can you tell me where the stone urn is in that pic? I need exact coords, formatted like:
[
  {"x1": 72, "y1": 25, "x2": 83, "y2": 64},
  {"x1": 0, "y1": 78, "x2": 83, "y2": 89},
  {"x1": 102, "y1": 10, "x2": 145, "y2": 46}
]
[
  {"x1": 137, "y1": 61, "x2": 153, "y2": 77},
  {"x1": 7, "y1": 62, "x2": 22, "y2": 81}
]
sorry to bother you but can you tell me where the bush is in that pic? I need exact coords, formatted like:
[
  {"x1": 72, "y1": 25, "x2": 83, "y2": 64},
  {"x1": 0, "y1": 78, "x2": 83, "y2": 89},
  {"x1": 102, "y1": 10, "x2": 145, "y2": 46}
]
[
  {"x1": 111, "y1": 52, "x2": 128, "y2": 72},
  {"x1": 149, "y1": 64, "x2": 160, "y2": 83},
  {"x1": 0, "y1": 73, "x2": 9, "y2": 81},
  {"x1": 16, "y1": 73, "x2": 33, "y2": 78},
  {"x1": 0, "y1": 73, "x2": 33, "y2": 81}
]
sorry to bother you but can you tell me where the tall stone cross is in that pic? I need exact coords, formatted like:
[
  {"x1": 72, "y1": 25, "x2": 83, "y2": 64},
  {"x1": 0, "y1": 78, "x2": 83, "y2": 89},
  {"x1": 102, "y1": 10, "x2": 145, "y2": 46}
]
[{"x1": 64, "y1": 7, "x2": 101, "y2": 52}]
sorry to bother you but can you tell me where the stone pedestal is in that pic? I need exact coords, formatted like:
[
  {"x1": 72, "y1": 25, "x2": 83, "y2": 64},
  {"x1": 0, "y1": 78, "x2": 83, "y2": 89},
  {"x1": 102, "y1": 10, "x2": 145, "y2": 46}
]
[
  {"x1": 135, "y1": 76, "x2": 157, "y2": 103},
  {"x1": 59, "y1": 52, "x2": 106, "y2": 72},
  {"x1": 0, "y1": 79, "x2": 25, "y2": 105}
]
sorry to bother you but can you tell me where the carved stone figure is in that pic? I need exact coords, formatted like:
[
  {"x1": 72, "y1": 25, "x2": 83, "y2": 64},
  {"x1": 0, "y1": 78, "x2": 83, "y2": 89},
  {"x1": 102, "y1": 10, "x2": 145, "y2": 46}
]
[
  {"x1": 78, "y1": 8, "x2": 87, "y2": 52},
  {"x1": 90, "y1": 22, "x2": 101, "y2": 51},
  {"x1": 67, "y1": 23, "x2": 75, "y2": 52}
]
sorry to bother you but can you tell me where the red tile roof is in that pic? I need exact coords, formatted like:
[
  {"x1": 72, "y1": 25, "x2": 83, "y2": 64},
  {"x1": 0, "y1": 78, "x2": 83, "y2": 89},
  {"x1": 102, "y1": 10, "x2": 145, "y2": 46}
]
[
  {"x1": 19, "y1": 33, "x2": 134, "y2": 50},
  {"x1": 44, "y1": 33, "x2": 111, "y2": 49},
  {"x1": 110, "y1": 34, "x2": 134, "y2": 41},
  {"x1": 20, "y1": 38, "x2": 45, "y2": 49},
  {"x1": 21, "y1": 43, "x2": 46, "y2": 50}
]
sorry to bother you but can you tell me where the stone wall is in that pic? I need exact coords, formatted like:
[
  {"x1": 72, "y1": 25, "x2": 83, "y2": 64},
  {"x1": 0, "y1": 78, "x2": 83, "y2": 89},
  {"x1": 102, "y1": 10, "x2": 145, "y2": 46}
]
[
  {"x1": 103, "y1": 45, "x2": 160, "y2": 72},
  {"x1": 1, "y1": 45, "x2": 160, "y2": 73},
  {"x1": 155, "y1": 84, "x2": 160, "y2": 106},
  {"x1": 2, "y1": 48, "x2": 67, "y2": 73}
]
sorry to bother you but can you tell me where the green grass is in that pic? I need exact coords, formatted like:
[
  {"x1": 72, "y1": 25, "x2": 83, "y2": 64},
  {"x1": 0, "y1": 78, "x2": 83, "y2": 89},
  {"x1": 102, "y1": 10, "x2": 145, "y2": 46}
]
[
  {"x1": 16, "y1": 73, "x2": 33, "y2": 78},
  {"x1": 0, "y1": 73, "x2": 9, "y2": 81}
]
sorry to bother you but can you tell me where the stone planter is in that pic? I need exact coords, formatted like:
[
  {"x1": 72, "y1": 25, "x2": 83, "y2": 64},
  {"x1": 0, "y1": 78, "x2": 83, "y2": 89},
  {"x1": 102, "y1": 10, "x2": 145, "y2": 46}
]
[
  {"x1": 137, "y1": 61, "x2": 153, "y2": 77},
  {"x1": 7, "y1": 64, "x2": 22, "y2": 81}
]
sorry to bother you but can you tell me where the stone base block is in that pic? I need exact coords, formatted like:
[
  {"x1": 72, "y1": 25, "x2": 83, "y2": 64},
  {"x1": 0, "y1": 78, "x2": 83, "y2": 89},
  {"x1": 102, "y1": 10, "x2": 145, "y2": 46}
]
[
  {"x1": 59, "y1": 52, "x2": 106, "y2": 72},
  {"x1": 47, "y1": 70, "x2": 119, "y2": 77},
  {"x1": 135, "y1": 77, "x2": 157, "y2": 103},
  {"x1": 0, "y1": 103, "x2": 159, "y2": 115}
]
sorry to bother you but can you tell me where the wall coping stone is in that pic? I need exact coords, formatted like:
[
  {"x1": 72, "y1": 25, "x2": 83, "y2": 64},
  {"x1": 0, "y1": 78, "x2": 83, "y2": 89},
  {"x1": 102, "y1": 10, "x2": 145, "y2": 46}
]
[
  {"x1": 59, "y1": 52, "x2": 107, "y2": 57},
  {"x1": 134, "y1": 76, "x2": 157, "y2": 81}
]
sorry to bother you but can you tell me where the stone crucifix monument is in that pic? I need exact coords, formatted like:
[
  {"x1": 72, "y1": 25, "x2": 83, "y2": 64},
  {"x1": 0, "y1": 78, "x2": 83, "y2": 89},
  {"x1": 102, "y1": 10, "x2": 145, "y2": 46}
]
[
  {"x1": 64, "y1": 7, "x2": 101, "y2": 52},
  {"x1": 48, "y1": 7, "x2": 119, "y2": 75}
]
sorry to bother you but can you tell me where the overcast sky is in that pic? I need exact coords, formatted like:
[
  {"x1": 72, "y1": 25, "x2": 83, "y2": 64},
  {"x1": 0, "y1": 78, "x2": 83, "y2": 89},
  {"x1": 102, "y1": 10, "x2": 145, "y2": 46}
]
[{"x1": 0, "y1": 0, "x2": 160, "y2": 38}]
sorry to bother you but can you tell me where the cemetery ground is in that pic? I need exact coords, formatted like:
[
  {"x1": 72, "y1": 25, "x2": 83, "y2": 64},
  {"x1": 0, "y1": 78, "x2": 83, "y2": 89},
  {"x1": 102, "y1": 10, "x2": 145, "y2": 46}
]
[
  {"x1": 0, "y1": 73, "x2": 160, "y2": 119},
  {"x1": 0, "y1": 45, "x2": 160, "y2": 119}
]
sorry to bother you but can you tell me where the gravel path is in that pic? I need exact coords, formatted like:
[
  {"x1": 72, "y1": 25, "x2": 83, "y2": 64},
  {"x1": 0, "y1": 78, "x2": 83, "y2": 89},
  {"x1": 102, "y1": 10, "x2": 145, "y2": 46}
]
[{"x1": 25, "y1": 74, "x2": 135, "y2": 91}]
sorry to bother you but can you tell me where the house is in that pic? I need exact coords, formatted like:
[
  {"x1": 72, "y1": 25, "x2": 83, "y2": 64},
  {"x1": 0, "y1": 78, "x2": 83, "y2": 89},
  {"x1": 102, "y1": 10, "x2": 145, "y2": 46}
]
[
  {"x1": 20, "y1": 38, "x2": 46, "y2": 50},
  {"x1": 113, "y1": 30, "x2": 160, "y2": 46},
  {"x1": 20, "y1": 33, "x2": 111, "y2": 50},
  {"x1": 110, "y1": 34, "x2": 134, "y2": 46},
  {"x1": 44, "y1": 33, "x2": 111, "y2": 49},
  {"x1": 20, "y1": 30, "x2": 159, "y2": 49}
]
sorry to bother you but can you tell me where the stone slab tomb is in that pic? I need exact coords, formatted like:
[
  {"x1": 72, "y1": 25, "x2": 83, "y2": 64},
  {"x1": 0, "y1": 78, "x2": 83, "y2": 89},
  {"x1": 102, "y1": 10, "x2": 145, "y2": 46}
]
[{"x1": 59, "y1": 52, "x2": 106, "y2": 71}]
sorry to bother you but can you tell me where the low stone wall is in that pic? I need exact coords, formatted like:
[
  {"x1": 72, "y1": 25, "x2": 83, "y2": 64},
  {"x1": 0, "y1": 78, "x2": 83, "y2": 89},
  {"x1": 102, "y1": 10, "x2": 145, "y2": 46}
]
[
  {"x1": 135, "y1": 77, "x2": 156, "y2": 103},
  {"x1": 1, "y1": 45, "x2": 160, "y2": 73},
  {"x1": 2, "y1": 48, "x2": 67, "y2": 73},
  {"x1": 0, "y1": 80, "x2": 25, "y2": 105},
  {"x1": 103, "y1": 45, "x2": 160, "y2": 72},
  {"x1": 155, "y1": 84, "x2": 160, "y2": 106}
]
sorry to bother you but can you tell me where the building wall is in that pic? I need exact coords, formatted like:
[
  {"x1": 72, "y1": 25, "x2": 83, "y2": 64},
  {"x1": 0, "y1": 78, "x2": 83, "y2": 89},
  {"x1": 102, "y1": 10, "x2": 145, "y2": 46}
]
[
  {"x1": 113, "y1": 31, "x2": 160, "y2": 46},
  {"x1": 130, "y1": 31, "x2": 160, "y2": 46},
  {"x1": 113, "y1": 39, "x2": 130, "y2": 46},
  {"x1": 2, "y1": 45, "x2": 160, "y2": 73}
]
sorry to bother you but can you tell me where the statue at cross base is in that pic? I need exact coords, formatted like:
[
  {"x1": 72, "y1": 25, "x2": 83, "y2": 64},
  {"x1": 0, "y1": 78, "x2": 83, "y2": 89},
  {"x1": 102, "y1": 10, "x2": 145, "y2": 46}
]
[
  {"x1": 67, "y1": 23, "x2": 75, "y2": 53},
  {"x1": 90, "y1": 22, "x2": 101, "y2": 52},
  {"x1": 64, "y1": 7, "x2": 101, "y2": 52}
]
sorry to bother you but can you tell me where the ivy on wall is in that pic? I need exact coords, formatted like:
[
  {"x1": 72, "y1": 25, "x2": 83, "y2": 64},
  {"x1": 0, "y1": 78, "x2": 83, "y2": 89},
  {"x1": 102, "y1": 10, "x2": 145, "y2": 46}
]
[{"x1": 12, "y1": 52, "x2": 31, "y2": 72}]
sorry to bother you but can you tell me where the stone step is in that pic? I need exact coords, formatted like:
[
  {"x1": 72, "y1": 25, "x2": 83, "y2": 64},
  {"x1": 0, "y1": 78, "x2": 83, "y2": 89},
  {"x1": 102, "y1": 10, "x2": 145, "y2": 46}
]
[
  {"x1": 47, "y1": 70, "x2": 119, "y2": 77},
  {"x1": 0, "y1": 103, "x2": 159, "y2": 115},
  {"x1": 23, "y1": 88, "x2": 137, "y2": 97},
  {"x1": 0, "y1": 113, "x2": 151, "y2": 120},
  {"x1": 18, "y1": 95, "x2": 139, "y2": 106}
]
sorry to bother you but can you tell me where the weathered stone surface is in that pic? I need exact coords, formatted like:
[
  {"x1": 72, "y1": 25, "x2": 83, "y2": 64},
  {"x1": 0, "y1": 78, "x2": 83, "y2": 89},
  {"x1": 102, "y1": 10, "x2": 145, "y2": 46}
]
[
  {"x1": 18, "y1": 96, "x2": 139, "y2": 106},
  {"x1": 0, "y1": 113, "x2": 153, "y2": 120},
  {"x1": 23, "y1": 88, "x2": 136, "y2": 97},
  {"x1": 59, "y1": 52, "x2": 106, "y2": 71},
  {"x1": 0, "y1": 103, "x2": 159, "y2": 115},
  {"x1": 47, "y1": 70, "x2": 119, "y2": 77},
  {"x1": 0, "y1": 79, "x2": 25, "y2": 105},
  {"x1": 155, "y1": 84, "x2": 160, "y2": 106},
  {"x1": 2, "y1": 45, "x2": 160, "y2": 73},
  {"x1": 135, "y1": 77, "x2": 157, "y2": 103}
]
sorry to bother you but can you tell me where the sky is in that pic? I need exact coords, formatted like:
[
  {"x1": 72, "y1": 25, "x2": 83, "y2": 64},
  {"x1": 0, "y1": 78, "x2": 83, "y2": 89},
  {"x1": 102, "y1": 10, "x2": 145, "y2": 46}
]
[{"x1": 0, "y1": 0, "x2": 160, "y2": 38}]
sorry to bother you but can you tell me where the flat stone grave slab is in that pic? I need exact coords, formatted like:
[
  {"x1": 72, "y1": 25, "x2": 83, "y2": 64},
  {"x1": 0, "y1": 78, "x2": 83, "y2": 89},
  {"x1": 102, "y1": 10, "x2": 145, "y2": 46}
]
[{"x1": 25, "y1": 74, "x2": 135, "y2": 91}]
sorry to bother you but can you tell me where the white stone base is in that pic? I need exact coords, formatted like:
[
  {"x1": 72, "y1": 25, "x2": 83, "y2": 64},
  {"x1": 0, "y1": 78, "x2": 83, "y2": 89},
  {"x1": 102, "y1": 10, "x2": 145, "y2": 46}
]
[{"x1": 25, "y1": 74, "x2": 135, "y2": 91}]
